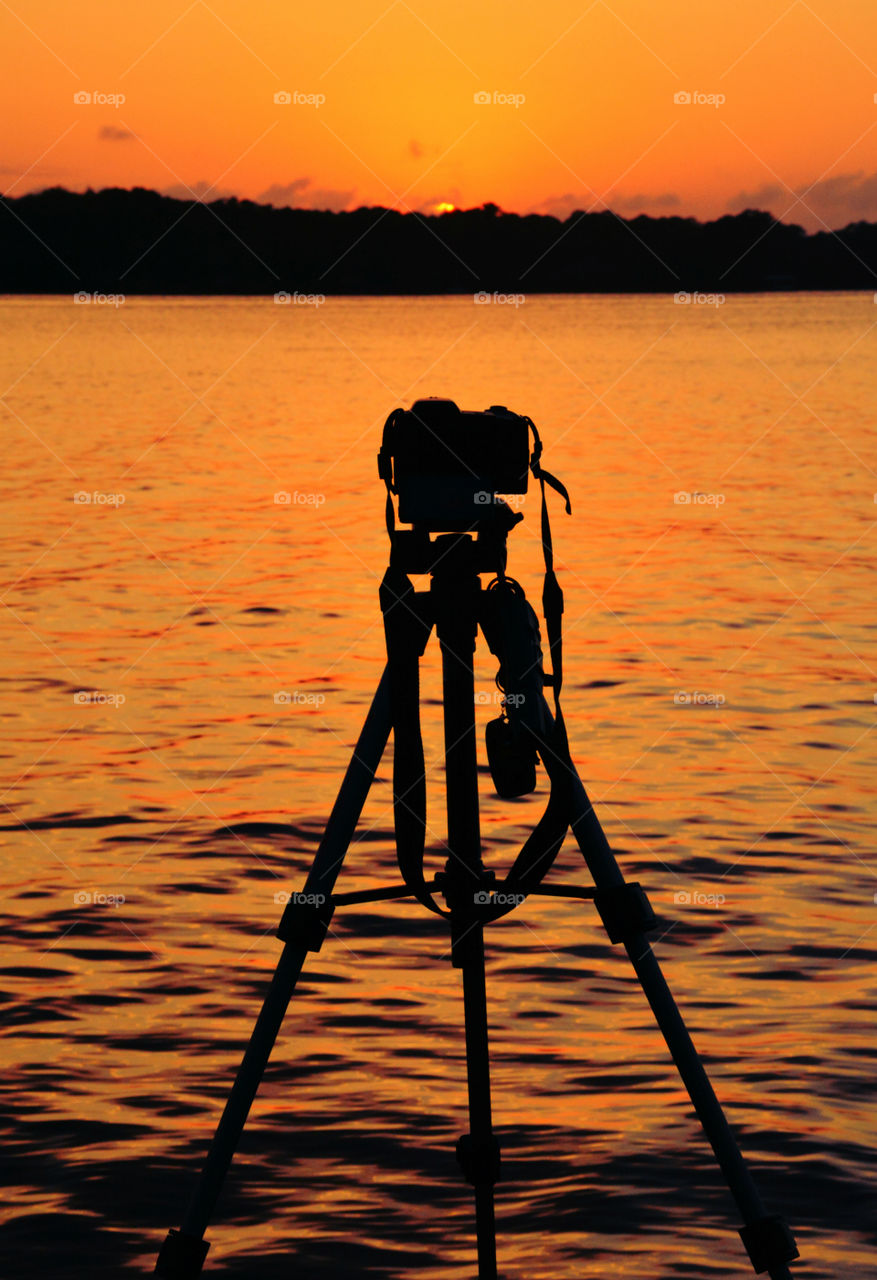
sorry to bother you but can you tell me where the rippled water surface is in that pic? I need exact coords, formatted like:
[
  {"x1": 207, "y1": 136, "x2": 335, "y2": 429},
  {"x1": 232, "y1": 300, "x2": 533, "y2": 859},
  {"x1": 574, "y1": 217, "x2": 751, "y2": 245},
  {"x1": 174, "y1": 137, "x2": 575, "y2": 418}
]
[{"x1": 1, "y1": 293, "x2": 875, "y2": 1278}]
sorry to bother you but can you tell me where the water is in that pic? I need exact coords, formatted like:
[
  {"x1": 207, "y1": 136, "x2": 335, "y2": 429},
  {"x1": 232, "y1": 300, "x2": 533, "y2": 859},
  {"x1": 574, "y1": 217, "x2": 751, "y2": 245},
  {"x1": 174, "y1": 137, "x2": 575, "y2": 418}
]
[{"x1": 1, "y1": 293, "x2": 875, "y2": 1278}]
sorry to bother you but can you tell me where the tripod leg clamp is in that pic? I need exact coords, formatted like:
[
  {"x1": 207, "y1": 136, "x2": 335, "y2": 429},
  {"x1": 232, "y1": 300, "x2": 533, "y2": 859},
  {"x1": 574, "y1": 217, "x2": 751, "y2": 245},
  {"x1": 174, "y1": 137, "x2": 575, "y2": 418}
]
[
  {"x1": 449, "y1": 915, "x2": 482, "y2": 969},
  {"x1": 456, "y1": 1133, "x2": 502, "y2": 1186},
  {"x1": 276, "y1": 895, "x2": 335, "y2": 951},
  {"x1": 593, "y1": 882, "x2": 657, "y2": 944},
  {"x1": 155, "y1": 1228, "x2": 209, "y2": 1278},
  {"x1": 739, "y1": 1215, "x2": 799, "y2": 1274}
]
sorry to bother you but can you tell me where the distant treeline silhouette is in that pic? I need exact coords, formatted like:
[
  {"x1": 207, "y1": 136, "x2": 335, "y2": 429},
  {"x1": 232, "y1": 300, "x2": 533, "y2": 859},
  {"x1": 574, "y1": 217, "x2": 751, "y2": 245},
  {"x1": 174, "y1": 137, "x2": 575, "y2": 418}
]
[{"x1": 3, "y1": 186, "x2": 877, "y2": 294}]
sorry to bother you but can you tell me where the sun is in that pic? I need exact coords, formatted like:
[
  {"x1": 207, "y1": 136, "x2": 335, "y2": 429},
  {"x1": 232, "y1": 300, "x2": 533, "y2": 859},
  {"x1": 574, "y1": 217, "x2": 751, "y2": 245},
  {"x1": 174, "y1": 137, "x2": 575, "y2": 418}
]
[{"x1": 434, "y1": 201, "x2": 456, "y2": 214}]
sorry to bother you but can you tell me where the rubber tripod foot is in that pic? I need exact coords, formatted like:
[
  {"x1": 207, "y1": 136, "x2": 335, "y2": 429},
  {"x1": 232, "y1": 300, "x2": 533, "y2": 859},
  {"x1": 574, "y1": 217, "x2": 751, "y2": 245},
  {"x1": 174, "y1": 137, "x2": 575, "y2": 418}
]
[{"x1": 155, "y1": 1228, "x2": 210, "y2": 1277}]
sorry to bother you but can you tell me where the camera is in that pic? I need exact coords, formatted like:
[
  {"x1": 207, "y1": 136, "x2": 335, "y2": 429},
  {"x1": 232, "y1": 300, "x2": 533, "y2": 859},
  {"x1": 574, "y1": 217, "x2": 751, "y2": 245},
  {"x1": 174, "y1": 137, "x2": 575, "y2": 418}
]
[{"x1": 378, "y1": 398, "x2": 530, "y2": 531}]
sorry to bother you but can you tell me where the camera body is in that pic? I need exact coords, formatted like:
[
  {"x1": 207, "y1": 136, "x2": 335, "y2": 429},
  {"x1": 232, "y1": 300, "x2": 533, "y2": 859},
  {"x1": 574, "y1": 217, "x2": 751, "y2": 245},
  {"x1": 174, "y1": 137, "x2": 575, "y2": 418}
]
[{"x1": 379, "y1": 398, "x2": 530, "y2": 531}]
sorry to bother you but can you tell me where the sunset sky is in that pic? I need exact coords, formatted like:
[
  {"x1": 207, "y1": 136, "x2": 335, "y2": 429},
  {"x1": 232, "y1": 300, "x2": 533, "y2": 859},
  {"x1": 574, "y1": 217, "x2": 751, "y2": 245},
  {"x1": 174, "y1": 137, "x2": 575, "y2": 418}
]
[{"x1": 4, "y1": 0, "x2": 877, "y2": 229}]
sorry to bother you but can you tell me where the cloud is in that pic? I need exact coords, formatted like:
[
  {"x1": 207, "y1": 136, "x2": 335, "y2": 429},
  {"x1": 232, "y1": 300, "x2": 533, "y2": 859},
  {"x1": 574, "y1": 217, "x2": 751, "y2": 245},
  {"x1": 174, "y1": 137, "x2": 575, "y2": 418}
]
[
  {"x1": 611, "y1": 191, "x2": 682, "y2": 215},
  {"x1": 257, "y1": 178, "x2": 355, "y2": 212},
  {"x1": 160, "y1": 179, "x2": 238, "y2": 202},
  {"x1": 99, "y1": 125, "x2": 135, "y2": 142},
  {"x1": 528, "y1": 190, "x2": 681, "y2": 220},
  {"x1": 726, "y1": 171, "x2": 877, "y2": 230}
]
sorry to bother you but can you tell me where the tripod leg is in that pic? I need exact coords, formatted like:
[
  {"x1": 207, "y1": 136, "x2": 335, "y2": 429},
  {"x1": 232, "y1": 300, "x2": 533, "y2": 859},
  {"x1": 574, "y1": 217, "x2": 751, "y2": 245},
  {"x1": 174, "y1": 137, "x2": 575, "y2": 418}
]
[
  {"x1": 456, "y1": 927, "x2": 501, "y2": 1280},
  {"x1": 566, "y1": 769, "x2": 798, "y2": 1279},
  {"x1": 155, "y1": 668, "x2": 393, "y2": 1278},
  {"x1": 433, "y1": 564, "x2": 501, "y2": 1280}
]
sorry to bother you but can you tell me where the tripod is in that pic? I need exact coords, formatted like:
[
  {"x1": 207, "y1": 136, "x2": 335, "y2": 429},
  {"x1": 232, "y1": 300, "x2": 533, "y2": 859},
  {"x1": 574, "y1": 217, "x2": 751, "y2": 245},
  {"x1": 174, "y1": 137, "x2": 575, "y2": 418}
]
[{"x1": 155, "y1": 521, "x2": 799, "y2": 1280}]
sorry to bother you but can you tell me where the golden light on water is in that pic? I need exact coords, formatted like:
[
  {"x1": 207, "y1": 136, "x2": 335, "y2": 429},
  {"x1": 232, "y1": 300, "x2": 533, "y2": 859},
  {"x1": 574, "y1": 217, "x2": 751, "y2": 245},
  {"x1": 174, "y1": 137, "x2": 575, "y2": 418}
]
[{"x1": 1, "y1": 293, "x2": 875, "y2": 1274}]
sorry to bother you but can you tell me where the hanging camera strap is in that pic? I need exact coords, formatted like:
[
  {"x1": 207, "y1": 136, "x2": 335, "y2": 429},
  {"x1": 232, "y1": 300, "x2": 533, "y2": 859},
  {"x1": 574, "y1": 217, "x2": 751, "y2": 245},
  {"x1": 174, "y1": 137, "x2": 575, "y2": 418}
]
[
  {"x1": 526, "y1": 416, "x2": 572, "y2": 721},
  {"x1": 379, "y1": 564, "x2": 447, "y2": 917}
]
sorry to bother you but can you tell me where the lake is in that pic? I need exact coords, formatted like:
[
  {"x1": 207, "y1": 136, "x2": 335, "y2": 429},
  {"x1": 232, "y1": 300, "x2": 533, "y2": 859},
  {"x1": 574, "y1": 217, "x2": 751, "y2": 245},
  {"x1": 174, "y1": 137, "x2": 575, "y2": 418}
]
[{"x1": 1, "y1": 292, "x2": 875, "y2": 1278}]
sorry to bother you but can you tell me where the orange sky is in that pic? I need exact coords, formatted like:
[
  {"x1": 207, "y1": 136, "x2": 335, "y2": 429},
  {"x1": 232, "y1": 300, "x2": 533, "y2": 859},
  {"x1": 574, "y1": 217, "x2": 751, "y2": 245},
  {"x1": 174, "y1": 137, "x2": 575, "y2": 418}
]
[{"x1": 4, "y1": 0, "x2": 877, "y2": 229}]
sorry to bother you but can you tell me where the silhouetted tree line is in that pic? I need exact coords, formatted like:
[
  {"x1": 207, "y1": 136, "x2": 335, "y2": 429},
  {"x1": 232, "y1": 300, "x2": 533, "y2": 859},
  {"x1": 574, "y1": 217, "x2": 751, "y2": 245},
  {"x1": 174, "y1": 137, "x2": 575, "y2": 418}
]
[{"x1": 2, "y1": 186, "x2": 877, "y2": 293}]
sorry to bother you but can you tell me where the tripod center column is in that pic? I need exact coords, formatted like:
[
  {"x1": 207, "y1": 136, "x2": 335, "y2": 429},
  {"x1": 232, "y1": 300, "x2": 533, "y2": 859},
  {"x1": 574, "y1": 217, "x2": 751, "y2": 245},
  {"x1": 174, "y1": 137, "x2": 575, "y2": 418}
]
[{"x1": 431, "y1": 544, "x2": 485, "y2": 894}]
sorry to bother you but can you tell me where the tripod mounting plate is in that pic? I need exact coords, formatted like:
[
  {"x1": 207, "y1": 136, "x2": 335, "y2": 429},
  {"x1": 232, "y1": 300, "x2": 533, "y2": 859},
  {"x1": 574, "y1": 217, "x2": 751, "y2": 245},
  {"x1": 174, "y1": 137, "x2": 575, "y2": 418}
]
[{"x1": 389, "y1": 522, "x2": 518, "y2": 578}]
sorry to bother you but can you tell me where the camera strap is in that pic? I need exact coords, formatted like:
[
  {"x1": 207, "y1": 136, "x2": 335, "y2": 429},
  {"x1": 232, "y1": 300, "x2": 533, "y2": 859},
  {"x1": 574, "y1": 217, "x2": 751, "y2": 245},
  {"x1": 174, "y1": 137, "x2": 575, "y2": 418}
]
[
  {"x1": 525, "y1": 417, "x2": 571, "y2": 719},
  {"x1": 378, "y1": 408, "x2": 403, "y2": 541},
  {"x1": 380, "y1": 565, "x2": 449, "y2": 918}
]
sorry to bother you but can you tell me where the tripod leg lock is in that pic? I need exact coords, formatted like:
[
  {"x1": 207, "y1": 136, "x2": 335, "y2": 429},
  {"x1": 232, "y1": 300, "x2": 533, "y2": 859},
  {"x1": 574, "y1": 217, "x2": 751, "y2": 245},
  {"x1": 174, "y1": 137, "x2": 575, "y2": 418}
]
[
  {"x1": 739, "y1": 1215, "x2": 799, "y2": 1274},
  {"x1": 456, "y1": 1132, "x2": 502, "y2": 1186},
  {"x1": 593, "y1": 882, "x2": 657, "y2": 944},
  {"x1": 154, "y1": 1228, "x2": 210, "y2": 1278},
  {"x1": 449, "y1": 915, "x2": 483, "y2": 969},
  {"x1": 276, "y1": 896, "x2": 335, "y2": 951}
]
